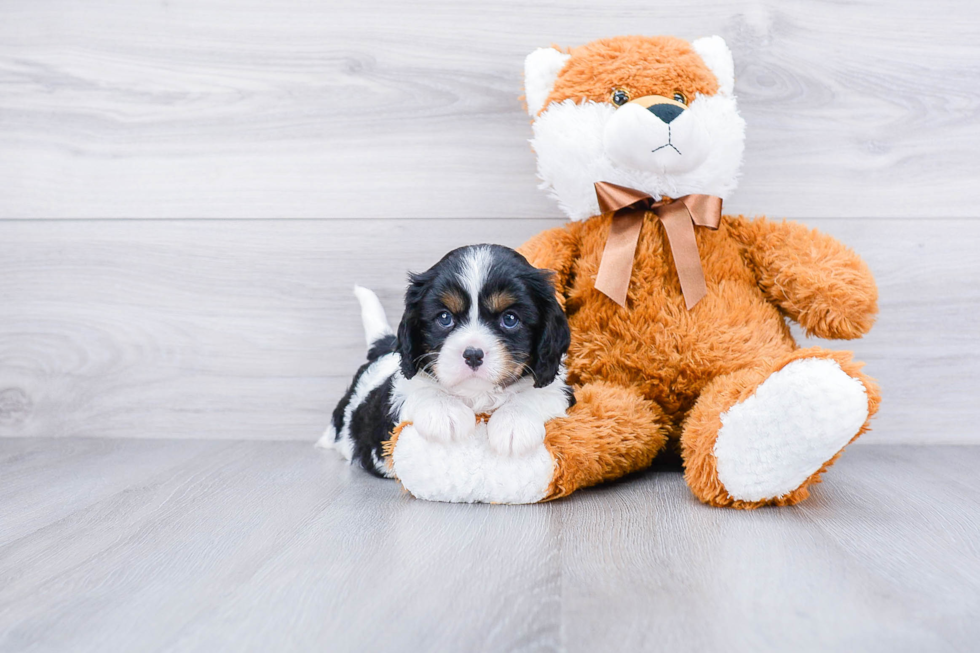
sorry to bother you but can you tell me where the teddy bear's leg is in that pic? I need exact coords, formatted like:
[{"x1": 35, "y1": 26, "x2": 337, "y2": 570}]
[
  {"x1": 680, "y1": 347, "x2": 881, "y2": 509},
  {"x1": 541, "y1": 381, "x2": 670, "y2": 501}
]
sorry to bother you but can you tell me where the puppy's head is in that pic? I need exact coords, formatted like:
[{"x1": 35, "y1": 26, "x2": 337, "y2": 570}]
[
  {"x1": 397, "y1": 245, "x2": 569, "y2": 391},
  {"x1": 524, "y1": 35, "x2": 746, "y2": 220}
]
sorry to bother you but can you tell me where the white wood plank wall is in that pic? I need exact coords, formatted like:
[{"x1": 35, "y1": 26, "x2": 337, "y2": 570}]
[{"x1": 1, "y1": 1, "x2": 977, "y2": 443}]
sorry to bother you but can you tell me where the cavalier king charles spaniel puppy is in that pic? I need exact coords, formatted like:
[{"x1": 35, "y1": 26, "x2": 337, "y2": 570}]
[{"x1": 319, "y1": 244, "x2": 574, "y2": 477}]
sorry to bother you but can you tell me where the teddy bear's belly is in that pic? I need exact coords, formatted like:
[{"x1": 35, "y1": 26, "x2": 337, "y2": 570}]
[{"x1": 565, "y1": 277, "x2": 796, "y2": 421}]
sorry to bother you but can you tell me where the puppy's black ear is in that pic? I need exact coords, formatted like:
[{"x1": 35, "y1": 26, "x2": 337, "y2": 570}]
[
  {"x1": 396, "y1": 270, "x2": 432, "y2": 379},
  {"x1": 530, "y1": 269, "x2": 571, "y2": 388}
]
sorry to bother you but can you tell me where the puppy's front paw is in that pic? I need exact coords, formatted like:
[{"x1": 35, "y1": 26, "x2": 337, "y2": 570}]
[
  {"x1": 487, "y1": 409, "x2": 546, "y2": 457},
  {"x1": 413, "y1": 400, "x2": 476, "y2": 444}
]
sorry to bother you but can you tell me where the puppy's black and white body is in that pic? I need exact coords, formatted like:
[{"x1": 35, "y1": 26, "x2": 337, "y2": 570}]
[{"x1": 319, "y1": 245, "x2": 574, "y2": 482}]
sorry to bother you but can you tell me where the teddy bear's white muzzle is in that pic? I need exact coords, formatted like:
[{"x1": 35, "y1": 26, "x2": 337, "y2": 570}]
[{"x1": 603, "y1": 102, "x2": 711, "y2": 175}]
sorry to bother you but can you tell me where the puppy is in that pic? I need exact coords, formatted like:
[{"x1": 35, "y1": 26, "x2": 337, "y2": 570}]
[{"x1": 318, "y1": 244, "x2": 574, "y2": 478}]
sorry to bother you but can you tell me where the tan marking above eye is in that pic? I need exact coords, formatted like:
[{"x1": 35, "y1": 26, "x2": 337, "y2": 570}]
[
  {"x1": 439, "y1": 290, "x2": 465, "y2": 315},
  {"x1": 486, "y1": 291, "x2": 516, "y2": 314}
]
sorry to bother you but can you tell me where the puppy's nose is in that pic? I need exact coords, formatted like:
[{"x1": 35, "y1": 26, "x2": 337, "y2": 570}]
[
  {"x1": 648, "y1": 103, "x2": 683, "y2": 124},
  {"x1": 463, "y1": 347, "x2": 484, "y2": 369}
]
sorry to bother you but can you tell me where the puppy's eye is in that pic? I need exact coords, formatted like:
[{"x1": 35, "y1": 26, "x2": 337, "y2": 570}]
[
  {"x1": 611, "y1": 89, "x2": 630, "y2": 106},
  {"x1": 673, "y1": 92, "x2": 687, "y2": 105},
  {"x1": 436, "y1": 311, "x2": 454, "y2": 329},
  {"x1": 500, "y1": 312, "x2": 520, "y2": 330}
]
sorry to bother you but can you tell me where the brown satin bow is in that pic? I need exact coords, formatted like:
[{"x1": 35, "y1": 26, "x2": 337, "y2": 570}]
[{"x1": 593, "y1": 181, "x2": 723, "y2": 310}]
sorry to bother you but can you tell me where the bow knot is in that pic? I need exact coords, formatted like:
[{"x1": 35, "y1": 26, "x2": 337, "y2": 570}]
[{"x1": 593, "y1": 181, "x2": 722, "y2": 309}]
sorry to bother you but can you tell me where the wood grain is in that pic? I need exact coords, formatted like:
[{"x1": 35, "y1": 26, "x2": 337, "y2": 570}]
[
  {"x1": 0, "y1": 439, "x2": 977, "y2": 652},
  {"x1": 1, "y1": 217, "x2": 976, "y2": 443},
  {"x1": 0, "y1": 218, "x2": 562, "y2": 442},
  {"x1": 559, "y1": 446, "x2": 980, "y2": 652},
  {"x1": 1, "y1": 0, "x2": 978, "y2": 219},
  {"x1": 0, "y1": 438, "x2": 561, "y2": 653}
]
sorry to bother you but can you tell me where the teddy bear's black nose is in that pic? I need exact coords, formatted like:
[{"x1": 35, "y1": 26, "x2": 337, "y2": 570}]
[{"x1": 648, "y1": 103, "x2": 683, "y2": 124}]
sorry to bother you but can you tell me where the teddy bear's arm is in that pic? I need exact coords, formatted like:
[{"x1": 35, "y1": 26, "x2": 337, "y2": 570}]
[
  {"x1": 517, "y1": 224, "x2": 580, "y2": 308},
  {"x1": 729, "y1": 216, "x2": 878, "y2": 340}
]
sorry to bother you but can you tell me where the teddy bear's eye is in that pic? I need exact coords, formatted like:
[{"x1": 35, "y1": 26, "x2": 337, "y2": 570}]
[
  {"x1": 611, "y1": 89, "x2": 630, "y2": 106},
  {"x1": 673, "y1": 92, "x2": 687, "y2": 105}
]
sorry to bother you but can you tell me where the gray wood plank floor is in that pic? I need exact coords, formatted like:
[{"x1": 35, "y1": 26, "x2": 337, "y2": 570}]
[{"x1": 1, "y1": 439, "x2": 977, "y2": 652}]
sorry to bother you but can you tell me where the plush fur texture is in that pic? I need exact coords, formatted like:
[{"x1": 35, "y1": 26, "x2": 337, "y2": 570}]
[
  {"x1": 524, "y1": 47, "x2": 572, "y2": 117},
  {"x1": 391, "y1": 412, "x2": 557, "y2": 504},
  {"x1": 517, "y1": 35, "x2": 880, "y2": 507},
  {"x1": 712, "y1": 357, "x2": 869, "y2": 502},
  {"x1": 527, "y1": 35, "x2": 745, "y2": 219},
  {"x1": 681, "y1": 348, "x2": 881, "y2": 508}
]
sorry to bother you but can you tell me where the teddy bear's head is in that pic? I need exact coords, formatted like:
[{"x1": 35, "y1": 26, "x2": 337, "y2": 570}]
[{"x1": 525, "y1": 35, "x2": 745, "y2": 220}]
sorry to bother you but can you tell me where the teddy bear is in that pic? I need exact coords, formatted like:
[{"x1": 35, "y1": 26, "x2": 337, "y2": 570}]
[
  {"x1": 386, "y1": 34, "x2": 879, "y2": 507},
  {"x1": 515, "y1": 34, "x2": 881, "y2": 507}
]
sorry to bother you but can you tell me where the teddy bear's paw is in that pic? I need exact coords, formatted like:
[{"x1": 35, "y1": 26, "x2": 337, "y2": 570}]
[
  {"x1": 412, "y1": 400, "x2": 476, "y2": 444},
  {"x1": 486, "y1": 408, "x2": 547, "y2": 457},
  {"x1": 391, "y1": 423, "x2": 556, "y2": 504},
  {"x1": 713, "y1": 358, "x2": 870, "y2": 502}
]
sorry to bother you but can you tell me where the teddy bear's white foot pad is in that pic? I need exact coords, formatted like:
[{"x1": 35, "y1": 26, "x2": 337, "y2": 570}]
[
  {"x1": 391, "y1": 424, "x2": 556, "y2": 504},
  {"x1": 713, "y1": 358, "x2": 869, "y2": 502}
]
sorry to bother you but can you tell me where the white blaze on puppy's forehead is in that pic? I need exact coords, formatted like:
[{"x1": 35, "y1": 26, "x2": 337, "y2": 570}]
[{"x1": 458, "y1": 246, "x2": 494, "y2": 322}]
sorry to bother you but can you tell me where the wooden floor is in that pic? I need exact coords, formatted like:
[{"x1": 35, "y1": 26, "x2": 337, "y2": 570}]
[{"x1": 1, "y1": 440, "x2": 977, "y2": 652}]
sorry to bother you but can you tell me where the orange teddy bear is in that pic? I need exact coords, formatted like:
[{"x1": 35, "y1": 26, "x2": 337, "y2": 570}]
[{"x1": 518, "y1": 35, "x2": 880, "y2": 507}]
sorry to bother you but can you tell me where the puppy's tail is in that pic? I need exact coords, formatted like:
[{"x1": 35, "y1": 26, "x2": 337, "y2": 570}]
[{"x1": 353, "y1": 285, "x2": 395, "y2": 351}]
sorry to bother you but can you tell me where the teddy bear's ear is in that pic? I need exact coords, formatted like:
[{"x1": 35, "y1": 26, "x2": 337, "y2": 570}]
[
  {"x1": 524, "y1": 47, "x2": 571, "y2": 116},
  {"x1": 692, "y1": 36, "x2": 735, "y2": 96}
]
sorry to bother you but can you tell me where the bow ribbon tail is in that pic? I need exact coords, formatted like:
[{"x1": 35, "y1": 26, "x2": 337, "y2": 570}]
[
  {"x1": 657, "y1": 200, "x2": 707, "y2": 310},
  {"x1": 594, "y1": 209, "x2": 644, "y2": 307},
  {"x1": 591, "y1": 181, "x2": 722, "y2": 310}
]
